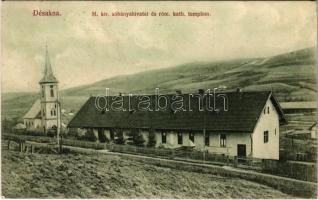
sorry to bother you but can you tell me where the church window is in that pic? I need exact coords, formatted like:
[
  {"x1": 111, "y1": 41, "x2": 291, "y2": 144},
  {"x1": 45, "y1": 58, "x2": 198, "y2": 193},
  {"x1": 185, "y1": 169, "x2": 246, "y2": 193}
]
[
  {"x1": 54, "y1": 110, "x2": 56, "y2": 116},
  {"x1": 50, "y1": 85, "x2": 54, "y2": 97},
  {"x1": 51, "y1": 110, "x2": 53, "y2": 116},
  {"x1": 42, "y1": 86, "x2": 44, "y2": 98}
]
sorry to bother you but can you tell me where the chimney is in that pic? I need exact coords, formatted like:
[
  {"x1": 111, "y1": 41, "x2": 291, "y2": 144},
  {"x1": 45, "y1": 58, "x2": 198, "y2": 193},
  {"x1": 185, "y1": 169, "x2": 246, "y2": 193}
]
[
  {"x1": 176, "y1": 90, "x2": 182, "y2": 95},
  {"x1": 198, "y1": 89, "x2": 205, "y2": 95},
  {"x1": 119, "y1": 92, "x2": 122, "y2": 96}
]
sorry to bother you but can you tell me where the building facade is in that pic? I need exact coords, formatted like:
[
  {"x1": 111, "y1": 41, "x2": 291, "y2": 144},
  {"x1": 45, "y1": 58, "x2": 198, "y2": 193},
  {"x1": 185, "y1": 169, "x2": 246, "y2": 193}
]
[{"x1": 68, "y1": 91, "x2": 286, "y2": 160}]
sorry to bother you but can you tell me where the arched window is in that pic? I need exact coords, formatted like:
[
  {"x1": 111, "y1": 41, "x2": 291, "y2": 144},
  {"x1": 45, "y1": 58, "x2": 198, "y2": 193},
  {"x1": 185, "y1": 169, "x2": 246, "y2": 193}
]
[
  {"x1": 51, "y1": 110, "x2": 53, "y2": 116},
  {"x1": 50, "y1": 85, "x2": 54, "y2": 97},
  {"x1": 41, "y1": 86, "x2": 44, "y2": 98},
  {"x1": 54, "y1": 110, "x2": 56, "y2": 116}
]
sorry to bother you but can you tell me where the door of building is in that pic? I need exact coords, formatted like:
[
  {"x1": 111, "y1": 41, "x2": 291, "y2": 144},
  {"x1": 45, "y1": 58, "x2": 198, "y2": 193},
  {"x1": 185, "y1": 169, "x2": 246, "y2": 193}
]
[{"x1": 237, "y1": 144, "x2": 246, "y2": 157}]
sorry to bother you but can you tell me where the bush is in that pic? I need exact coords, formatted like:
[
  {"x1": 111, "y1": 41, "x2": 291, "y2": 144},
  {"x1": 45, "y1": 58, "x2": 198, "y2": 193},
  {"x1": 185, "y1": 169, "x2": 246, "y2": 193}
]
[
  {"x1": 126, "y1": 129, "x2": 145, "y2": 147},
  {"x1": 84, "y1": 129, "x2": 98, "y2": 142},
  {"x1": 47, "y1": 129, "x2": 57, "y2": 138},
  {"x1": 24, "y1": 129, "x2": 44, "y2": 136},
  {"x1": 133, "y1": 133, "x2": 145, "y2": 147},
  {"x1": 114, "y1": 129, "x2": 125, "y2": 144},
  {"x1": 148, "y1": 129, "x2": 156, "y2": 147},
  {"x1": 98, "y1": 131, "x2": 108, "y2": 143}
]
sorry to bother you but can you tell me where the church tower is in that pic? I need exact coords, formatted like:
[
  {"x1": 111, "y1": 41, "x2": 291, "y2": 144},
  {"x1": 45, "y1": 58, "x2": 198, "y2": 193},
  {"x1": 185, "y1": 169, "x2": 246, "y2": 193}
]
[{"x1": 39, "y1": 46, "x2": 60, "y2": 134}]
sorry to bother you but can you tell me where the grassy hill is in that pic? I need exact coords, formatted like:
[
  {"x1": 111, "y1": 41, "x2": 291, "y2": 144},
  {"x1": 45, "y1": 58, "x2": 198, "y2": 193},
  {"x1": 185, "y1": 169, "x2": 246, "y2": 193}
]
[{"x1": 2, "y1": 47, "x2": 317, "y2": 120}]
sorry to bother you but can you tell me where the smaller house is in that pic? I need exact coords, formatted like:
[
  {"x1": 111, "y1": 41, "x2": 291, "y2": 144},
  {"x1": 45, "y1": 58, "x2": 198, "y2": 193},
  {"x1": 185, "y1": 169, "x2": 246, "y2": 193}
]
[
  {"x1": 308, "y1": 122, "x2": 317, "y2": 139},
  {"x1": 23, "y1": 99, "x2": 42, "y2": 130}
]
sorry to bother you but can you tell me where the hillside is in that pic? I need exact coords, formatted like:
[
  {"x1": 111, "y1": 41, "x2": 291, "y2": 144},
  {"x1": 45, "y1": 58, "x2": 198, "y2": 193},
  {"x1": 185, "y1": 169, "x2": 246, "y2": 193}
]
[{"x1": 2, "y1": 47, "x2": 317, "y2": 120}]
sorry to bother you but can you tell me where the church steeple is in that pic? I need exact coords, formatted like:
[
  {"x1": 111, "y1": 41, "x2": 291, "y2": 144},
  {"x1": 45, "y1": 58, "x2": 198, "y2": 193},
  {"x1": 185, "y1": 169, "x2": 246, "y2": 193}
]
[
  {"x1": 39, "y1": 44, "x2": 60, "y2": 134},
  {"x1": 39, "y1": 45, "x2": 58, "y2": 84}
]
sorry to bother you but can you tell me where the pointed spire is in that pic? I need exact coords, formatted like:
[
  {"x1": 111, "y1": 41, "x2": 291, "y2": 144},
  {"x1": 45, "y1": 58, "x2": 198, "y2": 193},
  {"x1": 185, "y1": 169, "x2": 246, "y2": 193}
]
[{"x1": 39, "y1": 44, "x2": 58, "y2": 84}]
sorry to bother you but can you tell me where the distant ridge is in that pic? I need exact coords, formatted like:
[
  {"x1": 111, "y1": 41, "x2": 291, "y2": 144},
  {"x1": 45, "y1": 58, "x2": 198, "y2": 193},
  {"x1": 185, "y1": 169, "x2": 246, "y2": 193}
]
[{"x1": 2, "y1": 47, "x2": 317, "y2": 119}]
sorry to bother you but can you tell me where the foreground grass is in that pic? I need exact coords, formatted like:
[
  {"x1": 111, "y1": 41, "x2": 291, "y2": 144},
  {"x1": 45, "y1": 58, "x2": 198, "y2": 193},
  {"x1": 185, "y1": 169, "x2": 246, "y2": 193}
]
[{"x1": 1, "y1": 149, "x2": 294, "y2": 198}]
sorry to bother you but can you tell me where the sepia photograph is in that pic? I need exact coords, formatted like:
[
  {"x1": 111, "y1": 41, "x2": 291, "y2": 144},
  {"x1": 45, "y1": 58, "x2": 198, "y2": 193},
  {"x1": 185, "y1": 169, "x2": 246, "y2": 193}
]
[{"x1": 1, "y1": 1, "x2": 317, "y2": 199}]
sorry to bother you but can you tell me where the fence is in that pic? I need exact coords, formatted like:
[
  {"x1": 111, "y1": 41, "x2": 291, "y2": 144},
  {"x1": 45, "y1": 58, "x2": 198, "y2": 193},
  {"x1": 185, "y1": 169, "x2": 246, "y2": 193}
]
[
  {"x1": 61, "y1": 138, "x2": 105, "y2": 150},
  {"x1": 263, "y1": 159, "x2": 317, "y2": 182},
  {"x1": 3, "y1": 133, "x2": 316, "y2": 182},
  {"x1": 104, "y1": 143, "x2": 263, "y2": 170}
]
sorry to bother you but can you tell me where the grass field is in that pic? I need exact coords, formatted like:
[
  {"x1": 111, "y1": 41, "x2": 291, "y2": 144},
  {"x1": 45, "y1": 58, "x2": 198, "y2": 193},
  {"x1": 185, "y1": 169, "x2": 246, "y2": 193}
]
[{"x1": 1, "y1": 148, "x2": 294, "y2": 198}]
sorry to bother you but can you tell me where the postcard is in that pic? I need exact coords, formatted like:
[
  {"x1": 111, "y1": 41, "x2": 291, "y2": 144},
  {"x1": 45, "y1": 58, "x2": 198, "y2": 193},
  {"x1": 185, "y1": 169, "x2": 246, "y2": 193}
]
[{"x1": 1, "y1": 1, "x2": 317, "y2": 199}]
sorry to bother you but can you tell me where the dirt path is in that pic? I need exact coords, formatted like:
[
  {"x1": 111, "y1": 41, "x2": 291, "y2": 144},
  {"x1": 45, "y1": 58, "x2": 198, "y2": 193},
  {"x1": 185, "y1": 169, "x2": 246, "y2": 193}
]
[{"x1": 1, "y1": 149, "x2": 294, "y2": 198}]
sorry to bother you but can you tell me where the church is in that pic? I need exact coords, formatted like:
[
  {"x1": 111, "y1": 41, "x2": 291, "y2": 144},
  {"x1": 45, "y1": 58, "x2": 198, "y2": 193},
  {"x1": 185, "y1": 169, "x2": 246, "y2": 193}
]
[{"x1": 23, "y1": 47, "x2": 61, "y2": 134}]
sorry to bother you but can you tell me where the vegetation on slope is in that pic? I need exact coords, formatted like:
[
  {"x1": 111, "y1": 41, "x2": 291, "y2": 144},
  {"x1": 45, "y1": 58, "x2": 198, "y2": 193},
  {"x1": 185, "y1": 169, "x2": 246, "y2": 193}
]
[{"x1": 2, "y1": 47, "x2": 317, "y2": 120}]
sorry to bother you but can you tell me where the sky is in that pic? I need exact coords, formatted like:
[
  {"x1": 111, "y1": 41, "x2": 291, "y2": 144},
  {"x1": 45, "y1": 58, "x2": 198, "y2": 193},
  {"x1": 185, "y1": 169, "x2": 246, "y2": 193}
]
[{"x1": 1, "y1": 1, "x2": 317, "y2": 92}]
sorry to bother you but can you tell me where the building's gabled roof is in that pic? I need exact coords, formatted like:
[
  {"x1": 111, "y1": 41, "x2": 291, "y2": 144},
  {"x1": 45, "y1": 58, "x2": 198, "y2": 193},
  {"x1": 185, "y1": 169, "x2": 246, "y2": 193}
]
[
  {"x1": 68, "y1": 91, "x2": 286, "y2": 132},
  {"x1": 23, "y1": 99, "x2": 41, "y2": 119},
  {"x1": 39, "y1": 46, "x2": 58, "y2": 84}
]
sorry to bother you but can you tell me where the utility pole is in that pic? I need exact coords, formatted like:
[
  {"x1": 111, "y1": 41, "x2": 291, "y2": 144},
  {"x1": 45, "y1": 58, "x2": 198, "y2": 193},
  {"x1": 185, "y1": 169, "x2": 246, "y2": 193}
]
[
  {"x1": 56, "y1": 84, "x2": 61, "y2": 152},
  {"x1": 203, "y1": 91, "x2": 207, "y2": 164}
]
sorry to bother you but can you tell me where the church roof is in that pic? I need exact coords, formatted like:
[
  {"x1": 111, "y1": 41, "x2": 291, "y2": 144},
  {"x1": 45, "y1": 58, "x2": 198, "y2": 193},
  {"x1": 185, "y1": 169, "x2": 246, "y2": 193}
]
[
  {"x1": 39, "y1": 46, "x2": 58, "y2": 84},
  {"x1": 23, "y1": 99, "x2": 41, "y2": 119}
]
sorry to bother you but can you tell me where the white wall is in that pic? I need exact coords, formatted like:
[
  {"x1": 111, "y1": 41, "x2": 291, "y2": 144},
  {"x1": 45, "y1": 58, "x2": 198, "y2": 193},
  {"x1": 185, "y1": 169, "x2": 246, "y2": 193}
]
[
  {"x1": 154, "y1": 130, "x2": 251, "y2": 157},
  {"x1": 24, "y1": 118, "x2": 42, "y2": 131},
  {"x1": 205, "y1": 132, "x2": 251, "y2": 156},
  {"x1": 252, "y1": 99, "x2": 280, "y2": 160}
]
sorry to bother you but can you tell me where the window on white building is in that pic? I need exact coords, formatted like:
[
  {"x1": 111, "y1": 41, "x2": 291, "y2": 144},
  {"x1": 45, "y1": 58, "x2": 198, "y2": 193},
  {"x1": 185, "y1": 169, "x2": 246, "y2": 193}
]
[
  {"x1": 177, "y1": 132, "x2": 183, "y2": 145},
  {"x1": 205, "y1": 134, "x2": 210, "y2": 146},
  {"x1": 220, "y1": 134, "x2": 226, "y2": 147},
  {"x1": 162, "y1": 132, "x2": 166, "y2": 144},
  {"x1": 189, "y1": 132, "x2": 195, "y2": 143},
  {"x1": 50, "y1": 85, "x2": 54, "y2": 97},
  {"x1": 264, "y1": 131, "x2": 269, "y2": 143}
]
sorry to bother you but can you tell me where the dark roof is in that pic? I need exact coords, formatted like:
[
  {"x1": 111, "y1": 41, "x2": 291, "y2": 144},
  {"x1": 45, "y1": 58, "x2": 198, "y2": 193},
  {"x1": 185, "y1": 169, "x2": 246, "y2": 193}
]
[
  {"x1": 68, "y1": 91, "x2": 286, "y2": 132},
  {"x1": 39, "y1": 47, "x2": 58, "y2": 84}
]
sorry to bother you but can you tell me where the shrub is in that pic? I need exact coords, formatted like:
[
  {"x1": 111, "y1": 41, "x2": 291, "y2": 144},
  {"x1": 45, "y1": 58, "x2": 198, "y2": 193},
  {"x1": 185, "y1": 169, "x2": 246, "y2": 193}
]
[
  {"x1": 98, "y1": 131, "x2": 108, "y2": 143},
  {"x1": 133, "y1": 133, "x2": 145, "y2": 147},
  {"x1": 126, "y1": 129, "x2": 145, "y2": 147},
  {"x1": 148, "y1": 129, "x2": 156, "y2": 147},
  {"x1": 114, "y1": 129, "x2": 125, "y2": 144},
  {"x1": 84, "y1": 129, "x2": 97, "y2": 142}
]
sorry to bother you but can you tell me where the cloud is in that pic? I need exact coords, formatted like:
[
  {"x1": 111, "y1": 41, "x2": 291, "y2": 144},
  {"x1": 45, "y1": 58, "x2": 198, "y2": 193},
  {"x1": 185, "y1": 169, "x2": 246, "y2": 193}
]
[{"x1": 2, "y1": 1, "x2": 316, "y2": 92}]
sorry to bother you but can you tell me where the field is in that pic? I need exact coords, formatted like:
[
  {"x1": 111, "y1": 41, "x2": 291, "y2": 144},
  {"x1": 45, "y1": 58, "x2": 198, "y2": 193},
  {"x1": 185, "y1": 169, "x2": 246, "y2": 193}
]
[{"x1": 1, "y1": 148, "x2": 294, "y2": 199}]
